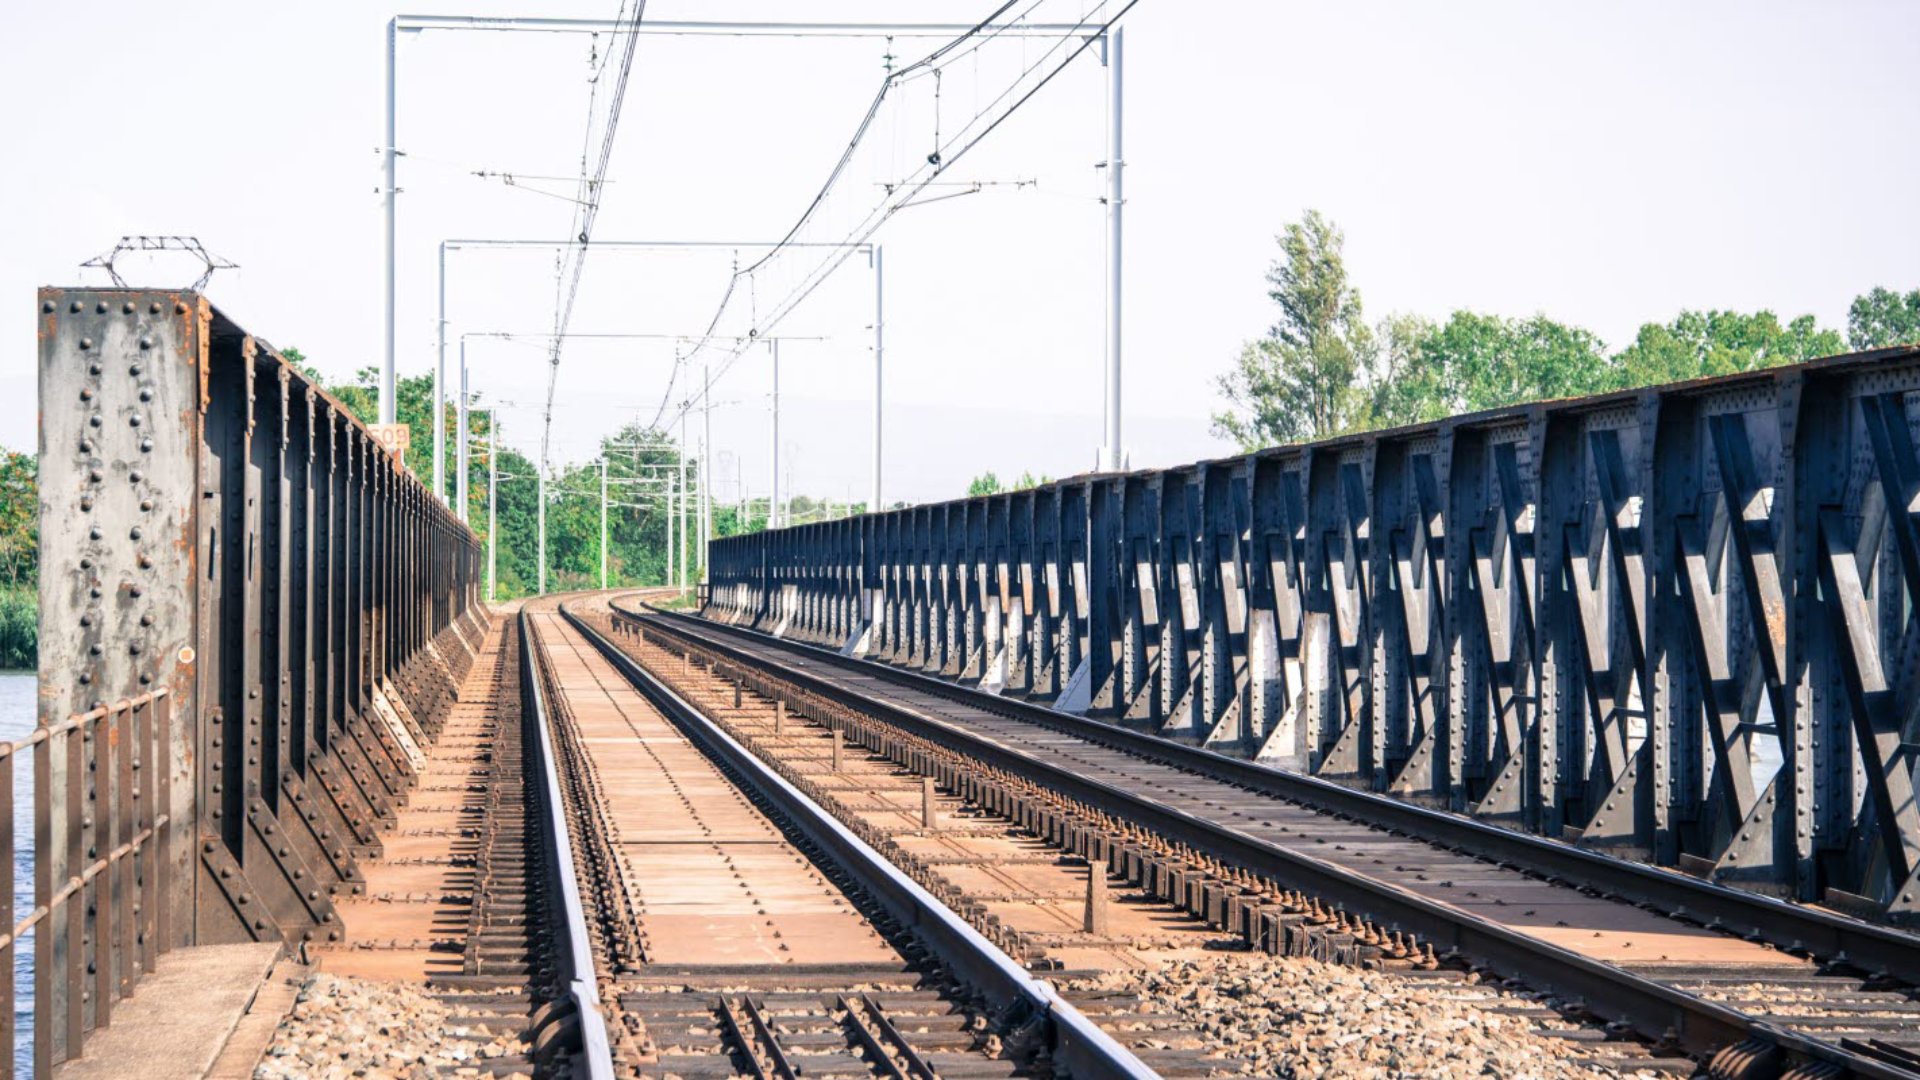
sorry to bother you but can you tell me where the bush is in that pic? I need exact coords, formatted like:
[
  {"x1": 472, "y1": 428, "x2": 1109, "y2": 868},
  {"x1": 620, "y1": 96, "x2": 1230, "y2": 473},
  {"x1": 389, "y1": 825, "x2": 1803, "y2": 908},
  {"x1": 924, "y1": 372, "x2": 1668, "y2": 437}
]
[{"x1": 0, "y1": 587, "x2": 34, "y2": 670}]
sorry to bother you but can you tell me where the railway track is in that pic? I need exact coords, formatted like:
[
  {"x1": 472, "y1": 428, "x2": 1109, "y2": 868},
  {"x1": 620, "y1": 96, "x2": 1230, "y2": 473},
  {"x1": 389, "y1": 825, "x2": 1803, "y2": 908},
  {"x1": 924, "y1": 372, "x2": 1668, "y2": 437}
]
[
  {"x1": 568, "y1": 596, "x2": 1691, "y2": 1078},
  {"x1": 265, "y1": 611, "x2": 576, "y2": 1077},
  {"x1": 607, "y1": 597, "x2": 1920, "y2": 1080},
  {"x1": 519, "y1": 600, "x2": 1153, "y2": 1078}
]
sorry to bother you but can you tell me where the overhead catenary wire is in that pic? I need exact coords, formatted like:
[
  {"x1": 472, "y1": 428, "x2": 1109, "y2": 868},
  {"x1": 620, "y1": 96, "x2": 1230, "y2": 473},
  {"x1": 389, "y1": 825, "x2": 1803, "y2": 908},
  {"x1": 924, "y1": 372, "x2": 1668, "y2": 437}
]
[
  {"x1": 664, "y1": 0, "x2": 1140, "y2": 436},
  {"x1": 538, "y1": 0, "x2": 650, "y2": 491}
]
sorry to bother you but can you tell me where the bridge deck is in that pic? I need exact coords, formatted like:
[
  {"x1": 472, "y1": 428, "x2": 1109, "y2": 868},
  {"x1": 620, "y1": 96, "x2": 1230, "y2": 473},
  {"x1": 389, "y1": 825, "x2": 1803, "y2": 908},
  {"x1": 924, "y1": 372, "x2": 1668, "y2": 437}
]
[
  {"x1": 323, "y1": 616, "x2": 513, "y2": 981},
  {"x1": 524, "y1": 609, "x2": 899, "y2": 968}
]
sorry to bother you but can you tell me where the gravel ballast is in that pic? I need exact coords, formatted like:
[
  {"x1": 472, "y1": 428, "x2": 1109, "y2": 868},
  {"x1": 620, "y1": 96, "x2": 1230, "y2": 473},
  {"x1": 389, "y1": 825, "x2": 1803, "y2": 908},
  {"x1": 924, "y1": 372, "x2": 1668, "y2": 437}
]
[
  {"x1": 1069, "y1": 953, "x2": 1669, "y2": 1079},
  {"x1": 256, "y1": 974, "x2": 530, "y2": 1080}
]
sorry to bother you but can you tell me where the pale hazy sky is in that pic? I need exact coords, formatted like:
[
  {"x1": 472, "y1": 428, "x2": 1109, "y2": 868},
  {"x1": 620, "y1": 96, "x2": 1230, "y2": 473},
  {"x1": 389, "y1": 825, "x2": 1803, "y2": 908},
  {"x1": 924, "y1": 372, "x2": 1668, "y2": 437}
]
[{"x1": 4, "y1": 1, "x2": 1916, "y2": 506}]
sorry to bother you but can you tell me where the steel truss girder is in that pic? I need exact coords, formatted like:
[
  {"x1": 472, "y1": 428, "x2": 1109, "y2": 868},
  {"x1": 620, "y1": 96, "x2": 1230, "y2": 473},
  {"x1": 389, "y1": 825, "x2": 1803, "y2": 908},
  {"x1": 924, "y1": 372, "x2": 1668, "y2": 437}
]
[{"x1": 704, "y1": 344, "x2": 1920, "y2": 924}]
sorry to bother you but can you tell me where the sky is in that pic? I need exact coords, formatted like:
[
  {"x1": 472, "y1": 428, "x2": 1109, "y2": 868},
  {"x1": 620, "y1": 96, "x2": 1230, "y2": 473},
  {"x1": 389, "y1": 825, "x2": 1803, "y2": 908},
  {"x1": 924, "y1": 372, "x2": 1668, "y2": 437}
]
[{"x1": 3, "y1": 1, "x2": 1917, "y2": 509}]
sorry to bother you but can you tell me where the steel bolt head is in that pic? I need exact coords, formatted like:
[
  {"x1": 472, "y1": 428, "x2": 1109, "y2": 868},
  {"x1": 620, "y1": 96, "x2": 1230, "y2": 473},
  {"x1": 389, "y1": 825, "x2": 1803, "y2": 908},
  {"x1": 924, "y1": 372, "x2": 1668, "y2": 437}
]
[
  {"x1": 138, "y1": 336, "x2": 152, "y2": 350},
  {"x1": 88, "y1": 527, "x2": 102, "y2": 541},
  {"x1": 129, "y1": 470, "x2": 142, "y2": 482},
  {"x1": 79, "y1": 337, "x2": 93, "y2": 350},
  {"x1": 140, "y1": 438, "x2": 152, "y2": 452},
  {"x1": 122, "y1": 302, "x2": 133, "y2": 314},
  {"x1": 139, "y1": 389, "x2": 152, "y2": 403},
  {"x1": 69, "y1": 300, "x2": 81, "y2": 312},
  {"x1": 175, "y1": 302, "x2": 187, "y2": 315},
  {"x1": 88, "y1": 363, "x2": 101, "y2": 375},
  {"x1": 88, "y1": 413, "x2": 102, "y2": 427},
  {"x1": 42, "y1": 300, "x2": 54, "y2": 313},
  {"x1": 129, "y1": 526, "x2": 142, "y2": 540},
  {"x1": 95, "y1": 301, "x2": 107, "y2": 314},
  {"x1": 129, "y1": 413, "x2": 142, "y2": 427},
  {"x1": 129, "y1": 363, "x2": 142, "y2": 376},
  {"x1": 79, "y1": 438, "x2": 92, "y2": 452},
  {"x1": 150, "y1": 302, "x2": 160, "y2": 314}
]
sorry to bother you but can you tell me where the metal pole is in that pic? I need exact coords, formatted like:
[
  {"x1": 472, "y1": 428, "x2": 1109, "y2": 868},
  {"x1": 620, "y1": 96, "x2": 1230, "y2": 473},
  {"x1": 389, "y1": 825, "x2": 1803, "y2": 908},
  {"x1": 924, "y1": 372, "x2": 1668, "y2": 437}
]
[
  {"x1": 456, "y1": 338, "x2": 470, "y2": 522},
  {"x1": 537, "y1": 465, "x2": 547, "y2": 595},
  {"x1": 666, "y1": 471, "x2": 675, "y2": 589},
  {"x1": 1101, "y1": 27, "x2": 1125, "y2": 473},
  {"x1": 769, "y1": 338, "x2": 781, "y2": 529},
  {"x1": 487, "y1": 412, "x2": 497, "y2": 603},
  {"x1": 872, "y1": 246, "x2": 884, "y2": 511},
  {"x1": 679, "y1": 412, "x2": 689, "y2": 592},
  {"x1": 381, "y1": 17, "x2": 398, "y2": 426},
  {"x1": 434, "y1": 240, "x2": 446, "y2": 500},
  {"x1": 600, "y1": 458, "x2": 608, "y2": 590},
  {"x1": 702, "y1": 358, "x2": 713, "y2": 582}
]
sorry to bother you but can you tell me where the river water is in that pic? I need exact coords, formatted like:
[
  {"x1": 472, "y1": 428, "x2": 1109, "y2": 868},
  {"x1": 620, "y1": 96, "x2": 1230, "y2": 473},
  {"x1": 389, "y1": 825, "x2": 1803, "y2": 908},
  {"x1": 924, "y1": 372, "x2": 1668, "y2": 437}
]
[{"x1": 1, "y1": 671, "x2": 31, "y2": 1077}]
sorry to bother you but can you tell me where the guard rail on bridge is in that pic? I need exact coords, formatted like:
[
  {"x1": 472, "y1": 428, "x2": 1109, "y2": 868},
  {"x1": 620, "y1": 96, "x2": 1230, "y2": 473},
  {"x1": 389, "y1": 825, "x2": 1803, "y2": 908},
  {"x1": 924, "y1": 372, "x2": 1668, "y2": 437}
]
[
  {"x1": 14, "y1": 289, "x2": 486, "y2": 1074},
  {"x1": 705, "y1": 343, "x2": 1920, "y2": 927}
]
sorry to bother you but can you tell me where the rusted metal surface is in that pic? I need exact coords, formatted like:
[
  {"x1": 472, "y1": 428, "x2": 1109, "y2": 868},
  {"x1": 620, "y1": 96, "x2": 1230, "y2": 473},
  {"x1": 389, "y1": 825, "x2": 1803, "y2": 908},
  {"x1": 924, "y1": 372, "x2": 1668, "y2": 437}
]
[
  {"x1": 705, "y1": 344, "x2": 1920, "y2": 928},
  {"x1": 631, "y1": 600, "x2": 1920, "y2": 1080},
  {"x1": 30, "y1": 288, "x2": 487, "y2": 1073}
]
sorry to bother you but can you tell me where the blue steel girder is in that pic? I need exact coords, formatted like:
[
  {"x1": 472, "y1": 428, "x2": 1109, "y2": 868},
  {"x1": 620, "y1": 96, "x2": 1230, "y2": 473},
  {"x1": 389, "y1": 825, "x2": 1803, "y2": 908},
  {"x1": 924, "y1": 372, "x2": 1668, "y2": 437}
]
[{"x1": 703, "y1": 345, "x2": 1920, "y2": 922}]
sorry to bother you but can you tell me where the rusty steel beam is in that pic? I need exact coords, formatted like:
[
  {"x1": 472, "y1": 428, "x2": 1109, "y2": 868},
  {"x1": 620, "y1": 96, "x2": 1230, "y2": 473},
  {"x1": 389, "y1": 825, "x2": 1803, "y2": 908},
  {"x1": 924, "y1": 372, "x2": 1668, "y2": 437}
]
[{"x1": 30, "y1": 288, "x2": 487, "y2": 1071}]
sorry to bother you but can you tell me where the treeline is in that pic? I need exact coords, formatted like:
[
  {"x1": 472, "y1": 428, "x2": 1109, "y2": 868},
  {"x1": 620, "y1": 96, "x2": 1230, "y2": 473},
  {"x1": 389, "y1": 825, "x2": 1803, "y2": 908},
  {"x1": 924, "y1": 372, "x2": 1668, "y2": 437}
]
[
  {"x1": 0, "y1": 353, "x2": 799, "y2": 669},
  {"x1": 0, "y1": 447, "x2": 33, "y2": 668},
  {"x1": 1213, "y1": 210, "x2": 1920, "y2": 449},
  {"x1": 966, "y1": 470, "x2": 1052, "y2": 498},
  {"x1": 285, "y1": 354, "x2": 781, "y2": 599}
]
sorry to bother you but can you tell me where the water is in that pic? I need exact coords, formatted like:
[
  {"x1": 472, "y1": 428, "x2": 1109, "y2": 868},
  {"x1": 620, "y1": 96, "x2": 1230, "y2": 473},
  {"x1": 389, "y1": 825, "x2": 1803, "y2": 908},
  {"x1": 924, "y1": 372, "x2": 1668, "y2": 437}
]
[{"x1": 0, "y1": 671, "x2": 31, "y2": 1078}]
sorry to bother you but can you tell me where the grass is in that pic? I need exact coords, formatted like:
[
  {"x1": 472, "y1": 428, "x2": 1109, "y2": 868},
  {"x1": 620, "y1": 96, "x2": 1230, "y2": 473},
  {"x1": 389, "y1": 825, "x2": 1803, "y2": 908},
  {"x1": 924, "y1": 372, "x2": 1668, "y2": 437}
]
[{"x1": 0, "y1": 586, "x2": 34, "y2": 670}]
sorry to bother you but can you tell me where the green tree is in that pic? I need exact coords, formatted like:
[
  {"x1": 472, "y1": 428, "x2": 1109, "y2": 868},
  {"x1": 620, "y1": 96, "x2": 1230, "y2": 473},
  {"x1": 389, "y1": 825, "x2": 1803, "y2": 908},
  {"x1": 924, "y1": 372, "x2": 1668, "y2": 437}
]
[
  {"x1": 1438, "y1": 313, "x2": 1608, "y2": 412},
  {"x1": 1606, "y1": 309, "x2": 1842, "y2": 390},
  {"x1": 968, "y1": 471, "x2": 1003, "y2": 497},
  {"x1": 1848, "y1": 287, "x2": 1920, "y2": 350},
  {"x1": 0, "y1": 447, "x2": 37, "y2": 667},
  {"x1": 1214, "y1": 210, "x2": 1376, "y2": 449},
  {"x1": 0, "y1": 448, "x2": 36, "y2": 588},
  {"x1": 1359, "y1": 313, "x2": 1441, "y2": 429}
]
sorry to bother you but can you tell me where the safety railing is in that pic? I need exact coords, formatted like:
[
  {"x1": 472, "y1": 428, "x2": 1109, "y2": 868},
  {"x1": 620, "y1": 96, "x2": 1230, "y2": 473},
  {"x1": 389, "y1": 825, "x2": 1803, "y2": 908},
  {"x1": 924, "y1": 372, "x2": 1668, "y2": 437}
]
[{"x1": 1, "y1": 690, "x2": 173, "y2": 1079}]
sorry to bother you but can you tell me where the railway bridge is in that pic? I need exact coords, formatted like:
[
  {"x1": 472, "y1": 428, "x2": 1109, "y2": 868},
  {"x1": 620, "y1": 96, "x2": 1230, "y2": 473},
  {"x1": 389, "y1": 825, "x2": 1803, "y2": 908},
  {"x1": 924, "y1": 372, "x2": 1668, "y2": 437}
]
[{"x1": 14, "y1": 288, "x2": 1920, "y2": 1080}]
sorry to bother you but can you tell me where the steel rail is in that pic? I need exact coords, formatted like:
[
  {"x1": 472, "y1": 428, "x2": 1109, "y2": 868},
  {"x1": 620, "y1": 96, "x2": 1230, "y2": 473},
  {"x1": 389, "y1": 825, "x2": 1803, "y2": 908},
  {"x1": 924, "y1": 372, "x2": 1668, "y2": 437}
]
[
  {"x1": 518, "y1": 612, "x2": 618, "y2": 1080},
  {"x1": 640, "y1": 605, "x2": 1920, "y2": 981},
  {"x1": 627, "y1": 605, "x2": 1920, "y2": 1080},
  {"x1": 559, "y1": 603, "x2": 1158, "y2": 1080}
]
